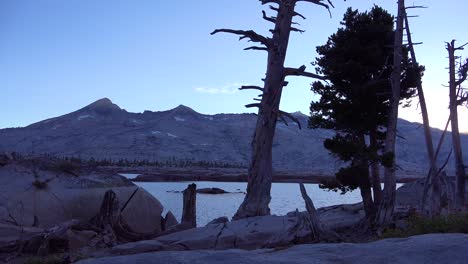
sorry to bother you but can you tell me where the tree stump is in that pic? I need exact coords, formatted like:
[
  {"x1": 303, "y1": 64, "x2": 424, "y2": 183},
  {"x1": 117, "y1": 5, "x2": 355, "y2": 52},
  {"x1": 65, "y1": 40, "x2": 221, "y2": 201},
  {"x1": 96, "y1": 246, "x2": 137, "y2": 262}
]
[{"x1": 181, "y1": 183, "x2": 197, "y2": 228}]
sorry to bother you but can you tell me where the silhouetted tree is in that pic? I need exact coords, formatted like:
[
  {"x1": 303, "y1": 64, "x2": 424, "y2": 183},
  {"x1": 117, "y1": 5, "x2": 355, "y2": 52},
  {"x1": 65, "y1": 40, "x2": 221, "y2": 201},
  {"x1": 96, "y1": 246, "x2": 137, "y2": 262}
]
[
  {"x1": 309, "y1": 6, "x2": 422, "y2": 219},
  {"x1": 212, "y1": 0, "x2": 340, "y2": 219}
]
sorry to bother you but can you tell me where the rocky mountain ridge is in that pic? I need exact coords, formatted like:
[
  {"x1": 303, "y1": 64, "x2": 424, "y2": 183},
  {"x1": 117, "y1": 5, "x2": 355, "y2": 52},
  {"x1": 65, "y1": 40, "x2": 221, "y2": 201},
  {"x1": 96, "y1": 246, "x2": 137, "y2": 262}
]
[{"x1": 1, "y1": 98, "x2": 467, "y2": 176}]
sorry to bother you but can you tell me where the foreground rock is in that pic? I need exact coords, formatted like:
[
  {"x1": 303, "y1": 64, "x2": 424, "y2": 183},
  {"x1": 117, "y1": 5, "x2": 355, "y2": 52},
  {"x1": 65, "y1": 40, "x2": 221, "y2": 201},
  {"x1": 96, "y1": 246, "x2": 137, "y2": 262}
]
[
  {"x1": 78, "y1": 234, "x2": 468, "y2": 264},
  {"x1": 108, "y1": 211, "x2": 339, "y2": 256},
  {"x1": 0, "y1": 159, "x2": 163, "y2": 234}
]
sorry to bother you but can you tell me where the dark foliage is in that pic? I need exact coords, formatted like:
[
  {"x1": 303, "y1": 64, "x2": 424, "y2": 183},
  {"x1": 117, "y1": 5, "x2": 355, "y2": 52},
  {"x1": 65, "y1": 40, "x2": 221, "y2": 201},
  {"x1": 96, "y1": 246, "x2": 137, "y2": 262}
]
[{"x1": 309, "y1": 6, "x2": 424, "y2": 192}]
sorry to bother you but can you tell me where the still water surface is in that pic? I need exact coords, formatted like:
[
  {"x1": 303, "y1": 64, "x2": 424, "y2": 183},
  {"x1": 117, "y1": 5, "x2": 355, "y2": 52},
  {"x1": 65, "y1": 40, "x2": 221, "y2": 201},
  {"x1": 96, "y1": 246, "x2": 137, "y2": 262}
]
[{"x1": 121, "y1": 174, "x2": 400, "y2": 226}]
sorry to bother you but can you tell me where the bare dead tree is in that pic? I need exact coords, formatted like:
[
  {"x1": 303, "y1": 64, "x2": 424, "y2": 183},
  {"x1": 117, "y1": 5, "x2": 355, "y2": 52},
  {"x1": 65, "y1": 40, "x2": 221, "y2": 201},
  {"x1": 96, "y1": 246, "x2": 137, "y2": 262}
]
[
  {"x1": 376, "y1": 0, "x2": 405, "y2": 226},
  {"x1": 447, "y1": 40, "x2": 468, "y2": 210},
  {"x1": 212, "y1": 0, "x2": 337, "y2": 219},
  {"x1": 403, "y1": 5, "x2": 445, "y2": 216}
]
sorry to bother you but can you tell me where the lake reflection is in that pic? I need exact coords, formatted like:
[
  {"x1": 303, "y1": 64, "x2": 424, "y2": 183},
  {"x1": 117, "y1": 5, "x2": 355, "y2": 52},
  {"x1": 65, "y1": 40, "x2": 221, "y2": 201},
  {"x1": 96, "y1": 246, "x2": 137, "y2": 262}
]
[{"x1": 120, "y1": 174, "x2": 400, "y2": 226}]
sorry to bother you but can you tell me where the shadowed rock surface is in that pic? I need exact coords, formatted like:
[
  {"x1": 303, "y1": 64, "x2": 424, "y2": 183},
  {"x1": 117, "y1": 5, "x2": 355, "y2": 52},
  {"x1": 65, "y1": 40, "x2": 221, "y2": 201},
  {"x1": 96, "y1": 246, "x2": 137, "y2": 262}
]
[
  {"x1": 0, "y1": 159, "x2": 164, "y2": 234},
  {"x1": 77, "y1": 233, "x2": 468, "y2": 264},
  {"x1": 1, "y1": 98, "x2": 467, "y2": 177}
]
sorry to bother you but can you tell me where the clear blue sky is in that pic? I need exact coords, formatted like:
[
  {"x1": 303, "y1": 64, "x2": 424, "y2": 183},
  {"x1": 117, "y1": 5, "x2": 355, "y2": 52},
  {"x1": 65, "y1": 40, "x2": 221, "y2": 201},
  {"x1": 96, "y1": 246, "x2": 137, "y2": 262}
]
[{"x1": 1, "y1": 0, "x2": 467, "y2": 130}]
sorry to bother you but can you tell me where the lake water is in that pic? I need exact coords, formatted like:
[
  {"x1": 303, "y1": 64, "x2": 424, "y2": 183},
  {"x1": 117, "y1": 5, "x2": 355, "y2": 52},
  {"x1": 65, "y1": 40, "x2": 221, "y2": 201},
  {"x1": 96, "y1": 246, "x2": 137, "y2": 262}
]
[{"x1": 120, "y1": 174, "x2": 402, "y2": 226}]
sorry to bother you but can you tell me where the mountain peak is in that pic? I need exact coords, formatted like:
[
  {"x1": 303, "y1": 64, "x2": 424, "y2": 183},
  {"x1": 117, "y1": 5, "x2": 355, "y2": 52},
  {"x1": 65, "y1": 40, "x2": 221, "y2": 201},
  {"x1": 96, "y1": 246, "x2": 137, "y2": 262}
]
[
  {"x1": 81, "y1": 98, "x2": 122, "y2": 113},
  {"x1": 171, "y1": 104, "x2": 198, "y2": 114}
]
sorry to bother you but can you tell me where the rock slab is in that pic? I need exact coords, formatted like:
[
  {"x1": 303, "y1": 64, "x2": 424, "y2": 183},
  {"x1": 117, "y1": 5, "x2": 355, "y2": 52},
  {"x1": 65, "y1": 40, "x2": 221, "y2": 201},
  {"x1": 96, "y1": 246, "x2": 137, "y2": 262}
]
[{"x1": 77, "y1": 233, "x2": 468, "y2": 264}]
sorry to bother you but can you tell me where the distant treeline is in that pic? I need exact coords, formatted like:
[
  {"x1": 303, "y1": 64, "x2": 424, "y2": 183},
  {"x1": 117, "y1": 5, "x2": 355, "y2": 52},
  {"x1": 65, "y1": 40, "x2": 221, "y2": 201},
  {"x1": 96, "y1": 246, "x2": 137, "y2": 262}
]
[{"x1": 7, "y1": 152, "x2": 247, "y2": 169}]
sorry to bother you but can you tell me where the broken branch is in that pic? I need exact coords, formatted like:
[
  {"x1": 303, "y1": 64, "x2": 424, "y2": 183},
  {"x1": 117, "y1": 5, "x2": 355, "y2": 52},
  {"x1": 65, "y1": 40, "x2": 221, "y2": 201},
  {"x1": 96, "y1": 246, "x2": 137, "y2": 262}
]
[
  {"x1": 245, "y1": 103, "x2": 261, "y2": 108},
  {"x1": 279, "y1": 110, "x2": 302, "y2": 129},
  {"x1": 239, "y1": 85, "x2": 264, "y2": 91},
  {"x1": 262, "y1": 10, "x2": 276, "y2": 23},
  {"x1": 211, "y1": 29, "x2": 271, "y2": 48},
  {"x1": 285, "y1": 65, "x2": 327, "y2": 80},
  {"x1": 244, "y1": 46, "x2": 268, "y2": 51}
]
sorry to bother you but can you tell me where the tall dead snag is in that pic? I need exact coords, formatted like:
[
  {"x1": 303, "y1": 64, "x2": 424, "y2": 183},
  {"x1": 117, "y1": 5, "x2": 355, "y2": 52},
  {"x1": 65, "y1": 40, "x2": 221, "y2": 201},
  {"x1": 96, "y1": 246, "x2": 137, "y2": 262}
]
[
  {"x1": 447, "y1": 40, "x2": 468, "y2": 210},
  {"x1": 376, "y1": 0, "x2": 405, "y2": 226},
  {"x1": 403, "y1": 6, "x2": 443, "y2": 216},
  {"x1": 212, "y1": 0, "x2": 334, "y2": 220},
  {"x1": 182, "y1": 183, "x2": 197, "y2": 228}
]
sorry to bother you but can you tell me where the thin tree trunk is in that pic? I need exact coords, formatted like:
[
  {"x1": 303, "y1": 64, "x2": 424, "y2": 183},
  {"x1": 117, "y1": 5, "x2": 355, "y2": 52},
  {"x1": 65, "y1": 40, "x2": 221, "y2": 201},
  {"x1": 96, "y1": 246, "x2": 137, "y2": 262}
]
[
  {"x1": 404, "y1": 9, "x2": 445, "y2": 216},
  {"x1": 376, "y1": 0, "x2": 405, "y2": 226},
  {"x1": 357, "y1": 134, "x2": 376, "y2": 219},
  {"x1": 403, "y1": 11, "x2": 435, "y2": 162},
  {"x1": 233, "y1": 2, "x2": 296, "y2": 219},
  {"x1": 422, "y1": 116, "x2": 451, "y2": 215},
  {"x1": 360, "y1": 180, "x2": 376, "y2": 220},
  {"x1": 370, "y1": 130, "x2": 383, "y2": 205},
  {"x1": 447, "y1": 40, "x2": 466, "y2": 210}
]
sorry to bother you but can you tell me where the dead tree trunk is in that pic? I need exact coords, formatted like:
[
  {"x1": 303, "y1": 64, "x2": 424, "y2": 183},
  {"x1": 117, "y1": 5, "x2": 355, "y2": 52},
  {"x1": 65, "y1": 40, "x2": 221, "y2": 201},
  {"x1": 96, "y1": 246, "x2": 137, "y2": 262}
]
[
  {"x1": 404, "y1": 9, "x2": 434, "y2": 164},
  {"x1": 212, "y1": 0, "x2": 334, "y2": 220},
  {"x1": 182, "y1": 183, "x2": 197, "y2": 228},
  {"x1": 299, "y1": 183, "x2": 322, "y2": 239},
  {"x1": 403, "y1": 7, "x2": 445, "y2": 216},
  {"x1": 376, "y1": 0, "x2": 405, "y2": 226},
  {"x1": 447, "y1": 40, "x2": 467, "y2": 210}
]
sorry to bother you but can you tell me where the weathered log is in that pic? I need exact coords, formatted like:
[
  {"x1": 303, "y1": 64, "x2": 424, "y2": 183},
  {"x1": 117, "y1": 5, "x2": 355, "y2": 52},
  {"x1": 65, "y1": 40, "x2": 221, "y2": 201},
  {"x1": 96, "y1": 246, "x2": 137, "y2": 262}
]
[{"x1": 182, "y1": 183, "x2": 197, "y2": 228}]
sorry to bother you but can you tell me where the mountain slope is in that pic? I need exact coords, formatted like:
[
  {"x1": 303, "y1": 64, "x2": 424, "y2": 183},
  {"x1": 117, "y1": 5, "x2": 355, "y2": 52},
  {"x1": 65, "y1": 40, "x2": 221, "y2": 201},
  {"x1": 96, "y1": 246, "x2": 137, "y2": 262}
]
[{"x1": 1, "y1": 98, "x2": 466, "y2": 176}]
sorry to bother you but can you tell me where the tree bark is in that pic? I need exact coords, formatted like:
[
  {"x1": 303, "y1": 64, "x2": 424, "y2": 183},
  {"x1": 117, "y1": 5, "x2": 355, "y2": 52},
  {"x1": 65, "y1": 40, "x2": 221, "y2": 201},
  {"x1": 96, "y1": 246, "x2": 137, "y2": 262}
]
[
  {"x1": 376, "y1": 0, "x2": 405, "y2": 226},
  {"x1": 233, "y1": 1, "x2": 297, "y2": 219},
  {"x1": 369, "y1": 130, "x2": 382, "y2": 205},
  {"x1": 447, "y1": 40, "x2": 466, "y2": 210},
  {"x1": 182, "y1": 183, "x2": 197, "y2": 228}
]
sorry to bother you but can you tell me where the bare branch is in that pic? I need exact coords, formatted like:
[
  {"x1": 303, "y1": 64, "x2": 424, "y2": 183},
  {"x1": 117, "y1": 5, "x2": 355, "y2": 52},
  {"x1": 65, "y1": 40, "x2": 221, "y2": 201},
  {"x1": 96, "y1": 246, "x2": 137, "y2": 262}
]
[
  {"x1": 405, "y1": 5, "x2": 428, "y2": 9},
  {"x1": 269, "y1": 5, "x2": 279, "y2": 12},
  {"x1": 211, "y1": 29, "x2": 271, "y2": 47},
  {"x1": 279, "y1": 110, "x2": 302, "y2": 129},
  {"x1": 260, "y1": 0, "x2": 280, "y2": 5},
  {"x1": 245, "y1": 103, "x2": 261, "y2": 108},
  {"x1": 297, "y1": 0, "x2": 332, "y2": 17},
  {"x1": 291, "y1": 27, "x2": 305, "y2": 33},
  {"x1": 278, "y1": 114, "x2": 289, "y2": 126},
  {"x1": 404, "y1": 42, "x2": 423, "y2": 47},
  {"x1": 455, "y1": 42, "x2": 468, "y2": 50},
  {"x1": 294, "y1": 11, "x2": 307, "y2": 20},
  {"x1": 239, "y1": 85, "x2": 264, "y2": 91},
  {"x1": 284, "y1": 65, "x2": 327, "y2": 80},
  {"x1": 262, "y1": 10, "x2": 276, "y2": 24},
  {"x1": 244, "y1": 46, "x2": 268, "y2": 51}
]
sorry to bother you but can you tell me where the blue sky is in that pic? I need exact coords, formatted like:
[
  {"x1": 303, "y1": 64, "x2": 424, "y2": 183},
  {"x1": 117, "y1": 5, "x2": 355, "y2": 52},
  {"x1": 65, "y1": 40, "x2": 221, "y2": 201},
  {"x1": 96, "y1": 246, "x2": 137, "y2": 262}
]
[{"x1": 1, "y1": 0, "x2": 467, "y2": 131}]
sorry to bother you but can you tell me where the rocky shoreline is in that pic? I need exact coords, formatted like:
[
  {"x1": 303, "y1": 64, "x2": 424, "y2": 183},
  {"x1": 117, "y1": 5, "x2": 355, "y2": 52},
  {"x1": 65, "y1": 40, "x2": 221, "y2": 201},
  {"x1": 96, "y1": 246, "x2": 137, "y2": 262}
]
[
  {"x1": 1, "y1": 156, "x2": 465, "y2": 263},
  {"x1": 108, "y1": 167, "x2": 420, "y2": 184}
]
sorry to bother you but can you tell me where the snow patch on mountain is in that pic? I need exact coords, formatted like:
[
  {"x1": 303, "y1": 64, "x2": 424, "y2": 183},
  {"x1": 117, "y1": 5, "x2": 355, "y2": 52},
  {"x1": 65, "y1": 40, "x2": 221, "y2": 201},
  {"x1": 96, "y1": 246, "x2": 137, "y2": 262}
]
[
  {"x1": 167, "y1": 133, "x2": 178, "y2": 138},
  {"x1": 78, "y1": 115, "x2": 93, "y2": 121}
]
